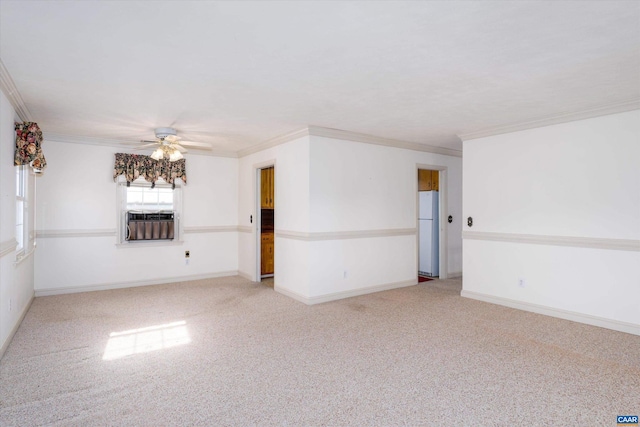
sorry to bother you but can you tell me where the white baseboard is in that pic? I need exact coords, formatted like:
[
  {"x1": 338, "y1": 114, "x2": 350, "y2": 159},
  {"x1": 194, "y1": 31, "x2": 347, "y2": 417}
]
[
  {"x1": 238, "y1": 271, "x2": 253, "y2": 281},
  {"x1": 0, "y1": 292, "x2": 34, "y2": 361},
  {"x1": 447, "y1": 271, "x2": 462, "y2": 279},
  {"x1": 35, "y1": 271, "x2": 239, "y2": 297},
  {"x1": 461, "y1": 290, "x2": 640, "y2": 336},
  {"x1": 275, "y1": 279, "x2": 417, "y2": 305},
  {"x1": 274, "y1": 286, "x2": 310, "y2": 304}
]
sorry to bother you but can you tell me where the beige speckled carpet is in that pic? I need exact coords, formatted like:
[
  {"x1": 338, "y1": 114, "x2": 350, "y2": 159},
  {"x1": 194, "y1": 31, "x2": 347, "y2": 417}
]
[{"x1": 1, "y1": 276, "x2": 638, "y2": 426}]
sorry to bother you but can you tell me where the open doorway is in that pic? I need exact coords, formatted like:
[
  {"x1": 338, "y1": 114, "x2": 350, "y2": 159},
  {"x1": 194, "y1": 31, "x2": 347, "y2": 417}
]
[
  {"x1": 258, "y1": 166, "x2": 275, "y2": 286},
  {"x1": 418, "y1": 169, "x2": 441, "y2": 282}
]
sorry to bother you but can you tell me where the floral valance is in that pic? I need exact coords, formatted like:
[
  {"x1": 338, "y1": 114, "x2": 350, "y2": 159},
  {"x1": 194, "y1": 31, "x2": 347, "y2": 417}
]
[
  {"x1": 15, "y1": 122, "x2": 47, "y2": 173},
  {"x1": 113, "y1": 153, "x2": 187, "y2": 188}
]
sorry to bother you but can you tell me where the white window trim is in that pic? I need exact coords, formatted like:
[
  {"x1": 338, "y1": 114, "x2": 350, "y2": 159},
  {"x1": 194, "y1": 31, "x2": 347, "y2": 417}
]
[
  {"x1": 15, "y1": 165, "x2": 36, "y2": 265},
  {"x1": 115, "y1": 176, "x2": 184, "y2": 247},
  {"x1": 16, "y1": 166, "x2": 26, "y2": 254}
]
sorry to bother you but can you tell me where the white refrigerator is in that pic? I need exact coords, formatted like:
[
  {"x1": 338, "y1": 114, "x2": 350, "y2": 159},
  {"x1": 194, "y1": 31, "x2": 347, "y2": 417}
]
[{"x1": 419, "y1": 191, "x2": 439, "y2": 277}]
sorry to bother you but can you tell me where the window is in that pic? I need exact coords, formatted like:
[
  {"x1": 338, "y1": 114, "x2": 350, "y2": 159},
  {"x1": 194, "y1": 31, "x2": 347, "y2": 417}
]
[
  {"x1": 117, "y1": 178, "x2": 182, "y2": 245},
  {"x1": 15, "y1": 165, "x2": 28, "y2": 254},
  {"x1": 125, "y1": 185, "x2": 174, "y2": 212}
]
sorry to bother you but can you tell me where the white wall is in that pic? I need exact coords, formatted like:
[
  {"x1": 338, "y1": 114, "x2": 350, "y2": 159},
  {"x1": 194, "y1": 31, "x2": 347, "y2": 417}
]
[
  {"x1": 237, "y1": 136, "x2": 311, "y2": 297},
  {"x1": 462, "y1": 110, "x2": 640, "y2": 334},
  {"x1": 0, "y1": 90, "x2": 35, "y2": 356},
  {"x1": 34, "y1": 140, "x2": 239, "y2": 294},
  {"x1": 237, "y1": 131, "x2": 463, "y2": 303},
  {"x1": 307, "y1": 135, "x2": 462, "y2": 300}
]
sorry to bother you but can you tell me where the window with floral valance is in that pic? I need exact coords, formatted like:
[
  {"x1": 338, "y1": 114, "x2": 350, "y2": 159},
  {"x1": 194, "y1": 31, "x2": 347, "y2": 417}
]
[
  {"x1": 113, "y1": 153, "x2": 187, "y2": 188},
  {"x1": 15, "y1": 122, "x2": 47, "y2": 173}
]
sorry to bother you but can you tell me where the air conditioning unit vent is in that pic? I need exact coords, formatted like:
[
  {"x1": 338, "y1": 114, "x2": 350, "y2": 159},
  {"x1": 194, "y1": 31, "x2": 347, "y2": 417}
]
[{"x1": 126, "y1": 210, "x2": 175, "y2": 241}]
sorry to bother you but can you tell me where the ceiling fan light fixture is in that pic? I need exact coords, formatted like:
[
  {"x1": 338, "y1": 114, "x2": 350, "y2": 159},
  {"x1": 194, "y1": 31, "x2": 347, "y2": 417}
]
[
  {"x1": 150, "y1": 147, "x2": 164, "y2": 160},
  {"x1": 169, "y1": 150, "x2": 183, "y2": 162},
  {"x1": 139, "y1": 127, "x2": 197, "y2": 161}
]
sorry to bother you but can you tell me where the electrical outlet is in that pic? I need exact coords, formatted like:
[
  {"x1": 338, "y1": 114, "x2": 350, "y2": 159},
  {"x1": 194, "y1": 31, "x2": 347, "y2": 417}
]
[
  {"x1": 343, "y1": 270, "x2": 348, "y2": 279},
  {"x1": 518, "y1": 278, "x2": 526, "y2": 288}
]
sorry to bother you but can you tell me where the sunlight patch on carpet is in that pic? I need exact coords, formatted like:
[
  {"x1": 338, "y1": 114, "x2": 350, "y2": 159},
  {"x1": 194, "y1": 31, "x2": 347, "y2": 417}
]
[{"x1": 103, "y1": 321, "x2": 190, "y2": 360}]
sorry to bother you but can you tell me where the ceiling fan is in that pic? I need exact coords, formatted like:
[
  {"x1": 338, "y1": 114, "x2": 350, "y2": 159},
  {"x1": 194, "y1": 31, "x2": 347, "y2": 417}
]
[{"x1": 139, "y1": 127, "x2": 212, "y2": 161}]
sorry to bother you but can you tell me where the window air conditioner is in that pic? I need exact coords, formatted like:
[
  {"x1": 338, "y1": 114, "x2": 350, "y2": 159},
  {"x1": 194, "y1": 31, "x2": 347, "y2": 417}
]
[{"x1": 126, "y1": 211, "x2": 175, "y2": 241}]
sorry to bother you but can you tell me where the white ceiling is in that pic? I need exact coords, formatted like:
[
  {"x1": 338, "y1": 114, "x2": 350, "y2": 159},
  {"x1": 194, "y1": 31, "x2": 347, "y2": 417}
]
[{"x1": 1, "y1": 1, "x2": 639, "y2": 154}]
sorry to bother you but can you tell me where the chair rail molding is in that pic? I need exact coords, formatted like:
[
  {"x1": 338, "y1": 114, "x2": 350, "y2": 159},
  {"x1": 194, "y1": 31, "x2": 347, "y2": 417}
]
[
  {"x1": 0, "y1": 239, "x2": 18, "y2": 258},
  {"x1": 462, "y1": 230, "x2": 640, "y2": 251},
  {"x1": 276, "y1": 228, "x2": 417, "y2": 241},
  {"x1": 36, "y1": 229, "x2": 117, "y2": 238},
  {"x1": 183, "y1": 225, "x2": 241, "y2": 234}
]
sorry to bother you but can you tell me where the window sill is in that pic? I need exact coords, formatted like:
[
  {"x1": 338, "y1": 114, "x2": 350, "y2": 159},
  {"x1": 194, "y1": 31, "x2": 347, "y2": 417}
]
[
  {"x1": 116, "y1": 240, "x2": 184, "y2": 249},
  {"x1": 14, "y1": 247, "x2": 35, "y2": 266}
]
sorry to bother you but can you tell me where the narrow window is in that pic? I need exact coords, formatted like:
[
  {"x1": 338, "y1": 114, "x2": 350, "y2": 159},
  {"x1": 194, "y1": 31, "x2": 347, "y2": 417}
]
[{"x1": 15, "y1": 165, "x2": 27, "y2": 254}]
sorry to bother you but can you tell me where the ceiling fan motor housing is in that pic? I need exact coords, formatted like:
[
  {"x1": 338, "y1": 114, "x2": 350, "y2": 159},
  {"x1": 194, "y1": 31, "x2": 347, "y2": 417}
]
[{"x1": 154, "y1": 127, "x2": 177, "y2": 140}]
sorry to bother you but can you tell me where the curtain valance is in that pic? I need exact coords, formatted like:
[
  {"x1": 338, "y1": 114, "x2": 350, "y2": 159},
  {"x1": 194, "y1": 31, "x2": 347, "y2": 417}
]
[
  {"x1": 15, "y1": 122, "x2": 47, "y2": 173},
  {"x1": 113, "y1": 153, "x2": 187, "y2": 188}
]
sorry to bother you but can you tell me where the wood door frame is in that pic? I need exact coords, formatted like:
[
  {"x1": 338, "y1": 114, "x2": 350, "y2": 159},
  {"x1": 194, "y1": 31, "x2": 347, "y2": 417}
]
[
  {"x1": 254, "y1": 161, "x2": 276, "y2": 282},
  {"x1": 416, "y1": 164, "x2": 448, "y2": 280}
]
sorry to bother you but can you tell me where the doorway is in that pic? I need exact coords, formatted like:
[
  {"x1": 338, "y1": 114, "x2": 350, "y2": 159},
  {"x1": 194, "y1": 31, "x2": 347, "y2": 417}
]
[
  {"x1": 417, "y1": 168, "x2": 445, "y2": 281},
  {"x1": 258, "y1": 166, "x2": 275, "y2": 284}
]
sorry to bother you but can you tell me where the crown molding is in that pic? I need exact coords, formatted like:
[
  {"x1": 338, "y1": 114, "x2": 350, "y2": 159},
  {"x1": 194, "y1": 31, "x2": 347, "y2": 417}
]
[
  {"x1": 238, "y1": 126, "x2": 463, "y2": 158},
  {"x1": 237, "y1": 128, "x2": 310, "y2": 157},
  {"x1": 45, "y1": 133, "x2": 238, "y2": 158},
  {"x1": 308, "y1": 126, "x2": 463, "y2": 157},
  {"x1": 0, "y1": 58, "x2": 33, "y2": 121},
  {"x1": 46, "y1": 133, "x2": 138, "y2": 147},
  {"x1": 458, "y1": 99, "x2": 640, "y2": 141}
]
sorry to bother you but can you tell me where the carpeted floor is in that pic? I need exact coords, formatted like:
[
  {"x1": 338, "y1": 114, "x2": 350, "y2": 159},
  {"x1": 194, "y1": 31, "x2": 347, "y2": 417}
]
[{"x1": 0, "y1": 276, "x2": 638, "y2": 426}]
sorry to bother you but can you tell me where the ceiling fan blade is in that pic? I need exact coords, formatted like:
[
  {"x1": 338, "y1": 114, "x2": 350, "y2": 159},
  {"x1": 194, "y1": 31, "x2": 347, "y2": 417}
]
[
  {"x1": 172, "y1": 144, "x2": 188, "y2": 153},
  {"x1": 135, "y1": 143, "x2": 159, "y2": 149},
  {"x1": 140, "y1": 139, "x2": 159, "y2": 144},
  {"x1": 179, "y1": 140, "x2": 212, "y2": 149}
]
